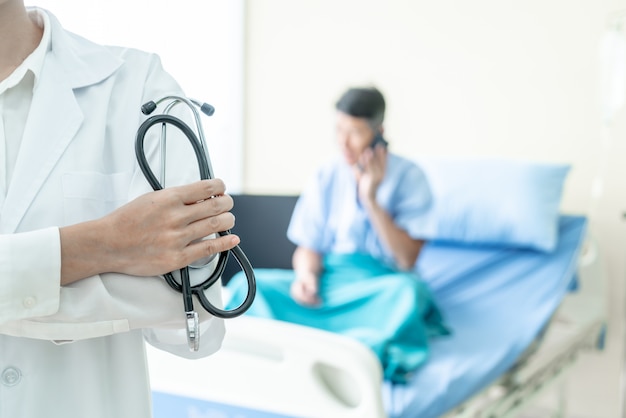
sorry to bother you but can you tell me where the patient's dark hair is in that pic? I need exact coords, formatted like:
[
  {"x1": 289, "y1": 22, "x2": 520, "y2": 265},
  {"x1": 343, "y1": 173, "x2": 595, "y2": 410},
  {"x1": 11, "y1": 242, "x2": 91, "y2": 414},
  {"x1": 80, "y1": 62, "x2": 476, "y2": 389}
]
[{"x1": 335, "y1": 86, "x2": 386, "y2": 129}]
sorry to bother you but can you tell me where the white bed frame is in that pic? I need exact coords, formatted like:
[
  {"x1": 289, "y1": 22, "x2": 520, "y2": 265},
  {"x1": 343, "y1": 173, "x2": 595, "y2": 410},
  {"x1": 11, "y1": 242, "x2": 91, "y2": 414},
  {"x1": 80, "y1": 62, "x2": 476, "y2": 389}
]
[
  {"x1": 147, "y1": 237, "x2": 607, "y2": 418},
  {"x1": 148, "y1": 314, "x2": 387, "y2": 417}
]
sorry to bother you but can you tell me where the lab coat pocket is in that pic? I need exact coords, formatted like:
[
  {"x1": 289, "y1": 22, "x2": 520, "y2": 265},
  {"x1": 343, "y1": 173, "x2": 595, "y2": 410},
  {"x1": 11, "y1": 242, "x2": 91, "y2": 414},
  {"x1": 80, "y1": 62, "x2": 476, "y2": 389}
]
[{"x1": 62, "y1": 171, "x2": 133, "y2": 224}]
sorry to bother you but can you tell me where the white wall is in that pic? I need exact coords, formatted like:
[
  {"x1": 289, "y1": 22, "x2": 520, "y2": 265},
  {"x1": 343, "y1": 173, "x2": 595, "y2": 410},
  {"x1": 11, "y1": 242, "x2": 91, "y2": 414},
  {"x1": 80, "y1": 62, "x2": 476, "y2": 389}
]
[
  {"x1": 244, "y1": 0, "x2": 626, "y2": 415},
  {"x1": 26, "y1": 0, "x2": 245, "y2": 191}
]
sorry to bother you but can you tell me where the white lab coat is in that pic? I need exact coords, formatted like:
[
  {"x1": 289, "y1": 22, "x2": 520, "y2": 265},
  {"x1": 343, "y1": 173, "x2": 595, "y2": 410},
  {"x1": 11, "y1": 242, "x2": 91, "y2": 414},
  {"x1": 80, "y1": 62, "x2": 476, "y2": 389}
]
[{"x1": 0, "y1": 9, "x2": 224, "y2": 418}]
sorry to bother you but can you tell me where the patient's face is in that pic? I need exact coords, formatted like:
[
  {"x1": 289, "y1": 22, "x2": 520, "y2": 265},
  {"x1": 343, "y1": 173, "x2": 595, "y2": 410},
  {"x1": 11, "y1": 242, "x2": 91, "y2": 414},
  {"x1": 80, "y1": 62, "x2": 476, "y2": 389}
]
[{"x1": 335, "y1": 111, "x2": 375, "y2": 166}]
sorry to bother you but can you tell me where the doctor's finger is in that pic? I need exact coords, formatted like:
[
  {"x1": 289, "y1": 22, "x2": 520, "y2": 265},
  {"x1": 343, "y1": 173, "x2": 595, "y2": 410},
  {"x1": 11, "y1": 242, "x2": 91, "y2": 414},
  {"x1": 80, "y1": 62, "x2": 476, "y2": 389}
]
[
  {"x1": 186, "y1": 233, "x2": 240, "y2": 262},
  {"x1": 183, "y1": 194, "x2": 234, "y2": 224},
  {"x1": 174, "y1": 179, "x2": 228, "y2": 204},
  {"x1": 187, "y1": 212, "x2": 236, "y2": 242}
]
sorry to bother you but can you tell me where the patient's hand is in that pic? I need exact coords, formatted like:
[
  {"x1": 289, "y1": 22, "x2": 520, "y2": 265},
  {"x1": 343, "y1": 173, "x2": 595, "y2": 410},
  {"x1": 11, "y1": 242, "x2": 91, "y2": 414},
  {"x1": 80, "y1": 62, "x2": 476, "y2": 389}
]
[
  {"x1": 290, "y1": 272, "x2": 320, "y2": 306},
  {"x1": 355, "y1": 145, "x2": 387, "y2": 205}
]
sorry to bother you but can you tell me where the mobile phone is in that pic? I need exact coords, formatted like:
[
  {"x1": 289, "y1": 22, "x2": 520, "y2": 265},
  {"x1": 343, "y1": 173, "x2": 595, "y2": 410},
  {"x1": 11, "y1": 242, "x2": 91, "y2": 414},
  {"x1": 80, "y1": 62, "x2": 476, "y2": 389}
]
[
  {"x1": 371, "y1": 132, "x2": 388, "y2": 149},
  {"x1": 357, "y1": 133, "x2": 388, "y2": 171}
]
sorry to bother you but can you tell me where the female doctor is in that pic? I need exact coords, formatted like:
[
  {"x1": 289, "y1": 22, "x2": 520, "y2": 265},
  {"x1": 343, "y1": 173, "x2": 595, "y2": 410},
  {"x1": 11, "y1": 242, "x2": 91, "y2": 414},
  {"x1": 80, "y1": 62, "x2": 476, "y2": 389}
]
[{"x1": 0, "y1": 2, "x2": 238, "y2": 417}]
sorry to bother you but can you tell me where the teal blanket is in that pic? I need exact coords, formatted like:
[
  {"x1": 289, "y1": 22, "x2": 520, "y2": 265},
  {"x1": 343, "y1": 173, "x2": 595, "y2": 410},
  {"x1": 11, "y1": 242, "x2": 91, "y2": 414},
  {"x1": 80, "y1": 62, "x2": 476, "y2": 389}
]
[{"x1": 226, "y1": 253, "x2": 449, "y2": 383}]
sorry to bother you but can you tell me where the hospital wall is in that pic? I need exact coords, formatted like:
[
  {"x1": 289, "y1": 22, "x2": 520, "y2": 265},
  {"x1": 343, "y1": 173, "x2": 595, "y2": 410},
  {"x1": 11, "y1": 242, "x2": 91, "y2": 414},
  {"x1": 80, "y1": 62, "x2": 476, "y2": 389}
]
[{"x1": 241, "y1": 0, "x2": 626, "y2": 416}]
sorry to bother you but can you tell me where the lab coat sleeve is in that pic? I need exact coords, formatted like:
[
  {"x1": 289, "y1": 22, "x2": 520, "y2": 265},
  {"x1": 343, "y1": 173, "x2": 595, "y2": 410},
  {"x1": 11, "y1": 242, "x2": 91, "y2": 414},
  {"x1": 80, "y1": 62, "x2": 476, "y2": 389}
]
[
  {"x1": 0, "y1": 265, "x2": 225, "y2": 358},
  {"x1": 0, "y1": 228, "x2": 61, "y2": 323},
  {"x1": 0, "y1": 266, "x2": 224, "y2": 356}
]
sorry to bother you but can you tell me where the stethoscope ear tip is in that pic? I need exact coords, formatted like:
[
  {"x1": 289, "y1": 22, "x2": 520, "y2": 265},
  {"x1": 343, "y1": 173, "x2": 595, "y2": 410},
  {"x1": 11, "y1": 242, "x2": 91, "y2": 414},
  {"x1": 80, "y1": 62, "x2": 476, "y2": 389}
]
[
  {"x1": 141, "y1": 101, "x2": 158, "y2": 115},
  {"x1": 201, "y1": 103, "x2": 215, "y2": 116}
]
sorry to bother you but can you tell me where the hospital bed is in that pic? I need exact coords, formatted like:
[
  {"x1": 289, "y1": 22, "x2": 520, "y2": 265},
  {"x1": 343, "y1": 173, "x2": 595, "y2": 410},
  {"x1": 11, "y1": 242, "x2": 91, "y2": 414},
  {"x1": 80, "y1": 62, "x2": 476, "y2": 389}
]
[{"x1": 147, "y1": 159, "x2": 607, "y2": 418}]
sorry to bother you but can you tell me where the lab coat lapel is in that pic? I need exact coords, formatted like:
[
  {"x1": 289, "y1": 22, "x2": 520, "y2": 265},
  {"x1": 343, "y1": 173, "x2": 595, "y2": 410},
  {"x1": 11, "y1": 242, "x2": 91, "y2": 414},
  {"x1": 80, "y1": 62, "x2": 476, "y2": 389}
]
[
  {"x1": 0, "y1": 53, "x2": 83, "y2": 233},
  {"x1": 0, "y1": 10, "x2": 122, "y2": 233}
]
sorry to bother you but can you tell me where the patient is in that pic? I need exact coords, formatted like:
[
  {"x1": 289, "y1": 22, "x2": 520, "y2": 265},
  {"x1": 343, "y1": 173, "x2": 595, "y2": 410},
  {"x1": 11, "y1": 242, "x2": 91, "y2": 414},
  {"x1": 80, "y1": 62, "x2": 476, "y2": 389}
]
[{"x1": 226, "y1": 86, "x2": 449, "y2": 383}]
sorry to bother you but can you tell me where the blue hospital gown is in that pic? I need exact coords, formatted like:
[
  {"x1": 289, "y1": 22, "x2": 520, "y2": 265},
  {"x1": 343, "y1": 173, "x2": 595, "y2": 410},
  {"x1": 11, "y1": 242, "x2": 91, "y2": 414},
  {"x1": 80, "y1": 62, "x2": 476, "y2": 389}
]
[{"x1": 226, "y1": 154, "x2": 449, "y2": 383}]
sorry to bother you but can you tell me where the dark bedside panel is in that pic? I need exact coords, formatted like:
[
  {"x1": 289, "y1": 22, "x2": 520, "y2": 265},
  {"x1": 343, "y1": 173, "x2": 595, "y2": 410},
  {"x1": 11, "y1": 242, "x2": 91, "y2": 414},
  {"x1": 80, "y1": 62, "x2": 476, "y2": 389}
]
[{"x1": 221, "y1": 194, "x2": 299, "y2": 283}]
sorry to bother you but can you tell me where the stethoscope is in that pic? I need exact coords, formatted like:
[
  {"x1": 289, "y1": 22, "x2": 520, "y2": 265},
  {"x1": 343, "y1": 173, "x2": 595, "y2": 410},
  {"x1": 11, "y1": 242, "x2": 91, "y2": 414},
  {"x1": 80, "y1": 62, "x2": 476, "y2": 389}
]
[{"x1": 135, "y1": 95, "x2": 256, "y2": 352}]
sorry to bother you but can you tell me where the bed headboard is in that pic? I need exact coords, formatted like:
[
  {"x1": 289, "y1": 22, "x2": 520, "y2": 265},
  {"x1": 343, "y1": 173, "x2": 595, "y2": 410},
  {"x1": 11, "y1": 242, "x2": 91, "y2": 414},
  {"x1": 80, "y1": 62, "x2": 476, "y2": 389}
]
[{"x1": 221, "y1": 194, "x2": 299, "y2": 283}]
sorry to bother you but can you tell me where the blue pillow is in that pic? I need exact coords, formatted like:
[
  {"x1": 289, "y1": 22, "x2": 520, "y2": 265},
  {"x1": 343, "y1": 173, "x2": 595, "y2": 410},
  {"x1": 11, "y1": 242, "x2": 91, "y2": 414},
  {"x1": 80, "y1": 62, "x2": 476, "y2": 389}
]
[{"x1": 412, "y1": 157, "x2": 571, "y2": 252}]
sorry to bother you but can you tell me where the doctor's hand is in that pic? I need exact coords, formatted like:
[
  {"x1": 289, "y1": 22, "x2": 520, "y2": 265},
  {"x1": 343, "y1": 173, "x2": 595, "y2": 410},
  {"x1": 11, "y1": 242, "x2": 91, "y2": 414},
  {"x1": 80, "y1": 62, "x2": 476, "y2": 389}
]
[{"x1": 59, "y1": 179, "x2": 239, "y2": 285}]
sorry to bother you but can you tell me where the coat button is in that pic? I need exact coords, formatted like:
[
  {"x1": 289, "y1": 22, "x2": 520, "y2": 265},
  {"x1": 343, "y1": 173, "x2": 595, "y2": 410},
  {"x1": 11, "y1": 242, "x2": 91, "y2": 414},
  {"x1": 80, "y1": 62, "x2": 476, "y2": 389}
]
[
  {"x1": 1, "y1": 367, "x2": 22, "y2": 386},
  {"x1": 23, "y1": 297, "x2": 36, "y2": 308}
]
